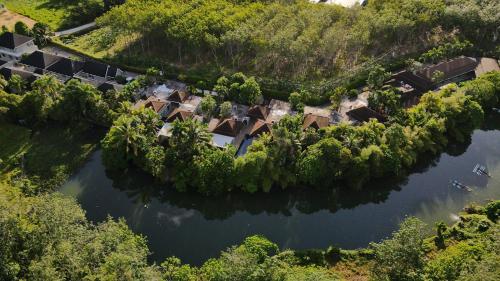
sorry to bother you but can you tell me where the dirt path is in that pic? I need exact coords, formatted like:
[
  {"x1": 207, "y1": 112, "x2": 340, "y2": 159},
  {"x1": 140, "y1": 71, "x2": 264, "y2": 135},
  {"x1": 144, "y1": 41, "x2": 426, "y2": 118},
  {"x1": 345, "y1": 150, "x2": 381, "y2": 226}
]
[{"x1": 0, "y1": 9, "x2": 36, "y2": 30}]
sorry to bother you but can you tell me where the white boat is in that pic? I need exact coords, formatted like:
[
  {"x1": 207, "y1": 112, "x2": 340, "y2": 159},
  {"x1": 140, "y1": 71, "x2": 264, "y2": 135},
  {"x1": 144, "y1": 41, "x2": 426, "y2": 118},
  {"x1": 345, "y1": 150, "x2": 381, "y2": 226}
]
[{"x1": 450, "y1": 180, "x2": 472, "y2": 192}]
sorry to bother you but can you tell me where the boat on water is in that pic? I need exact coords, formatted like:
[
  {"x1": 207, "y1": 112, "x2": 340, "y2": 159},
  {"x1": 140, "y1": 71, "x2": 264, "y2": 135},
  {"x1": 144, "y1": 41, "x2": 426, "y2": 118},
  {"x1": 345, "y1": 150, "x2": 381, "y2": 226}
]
[
  {"x1": 450, "y1": 180, "x2": 472, "y2": 192},
  {"x1": 472, "y1": 164, "x2": 491, "y2": 177}
]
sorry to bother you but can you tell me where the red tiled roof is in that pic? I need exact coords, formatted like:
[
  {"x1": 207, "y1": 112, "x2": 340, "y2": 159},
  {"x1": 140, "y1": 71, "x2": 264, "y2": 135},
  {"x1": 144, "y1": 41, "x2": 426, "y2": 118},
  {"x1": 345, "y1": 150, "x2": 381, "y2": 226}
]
[
  {"x1": 249, "y1": 119, "x2": 272, "y2": 137},
  {"x1": 213, "y1": 118, "x2": 241, "y2": 137},
  {"x1": 167, "y1": 90, "x2": 188, "y2": 103},
  {"x1": 346, "y1": 106, "x2": 386, "y2": 123},
  {"x1": 247, "y1": 105, "x2": 269, "y2": 120},
  {"x1": 145, "y1": 99, "x2": 167, "y2": 113},
  {"x1": 302, "y1": 114, "x2": 330, "y2": 130},
  {"x1": 166, "y1": 108, "x2": 192, "y2": 122}
]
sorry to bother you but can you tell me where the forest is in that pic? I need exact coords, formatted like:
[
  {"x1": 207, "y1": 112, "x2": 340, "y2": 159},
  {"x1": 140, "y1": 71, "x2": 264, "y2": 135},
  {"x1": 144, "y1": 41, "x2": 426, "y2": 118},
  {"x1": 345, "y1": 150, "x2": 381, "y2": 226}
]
[{"x1": 86, "y1": 0, "x2": 500, "y2": 94}]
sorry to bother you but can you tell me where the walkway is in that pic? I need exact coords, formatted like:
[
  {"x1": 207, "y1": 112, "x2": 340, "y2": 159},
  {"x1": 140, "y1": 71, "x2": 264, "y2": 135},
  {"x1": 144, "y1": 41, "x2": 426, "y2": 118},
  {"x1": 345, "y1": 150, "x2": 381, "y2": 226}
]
[{"x1": 54, "y1": 22, "x2": 96, "y2": 37}]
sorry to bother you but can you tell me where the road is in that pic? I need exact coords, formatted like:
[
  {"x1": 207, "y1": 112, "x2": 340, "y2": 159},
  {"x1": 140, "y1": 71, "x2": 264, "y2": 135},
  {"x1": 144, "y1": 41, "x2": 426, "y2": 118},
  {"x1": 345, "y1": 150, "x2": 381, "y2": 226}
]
[{"x1": 54, "y1": 22, "x2": 96, "y2": 37}]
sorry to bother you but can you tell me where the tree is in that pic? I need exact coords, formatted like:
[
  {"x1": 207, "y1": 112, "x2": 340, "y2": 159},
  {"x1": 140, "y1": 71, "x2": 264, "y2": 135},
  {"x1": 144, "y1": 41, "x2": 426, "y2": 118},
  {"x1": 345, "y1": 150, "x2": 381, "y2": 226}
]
[
  {"x1": 219, "y1": 101, "x2": 232, "y2": 119},
  {"x1": 31, "y1": 23, "x2": 50, "y2": 46},
  {"x1": 431, "y1": 70, "x2": 445, "y2": 83},
  {"x1": 367, "y1": 65, "x2": 391, "y2": 89},
  {"x1": 330, "y1": 87, "x2": 347, "y2": 110},
  {"x1": 145, "y1": 67, "x2": 160, "y2": 85},
  {"x1": 101, "y1": 114, "x2": 146, "y2": 170},
  {"x1": 370, "y1": 217, "x2": 427, "y2": 281},
  {"x1": 20, "y1": 75, "x2": 63, "y2": 124},
  {"x1": 368, "y1": 89, "x2": 402, "y2": 116},
  {"x1": 101, "y1": 107, "x2": 161, "y2": 172},
  {"x1": 14, "y1": 21, "x2": 30, "y2": 36},
  {"x1": 199, "y1": 94, "x2": 217, "y2": 120},
  {"x1": 194, "y1": 146, "x2": 236, "y2": 195},
  {"x1": 213, "y1": 73, "x2": 262, "y2": 105},
  {"x1": 167, "y1": 119, "x2": 212, "y2": 191},
  {"x1": 7, "y1": 74, "x2": 26, "y2": 94},
  {"x1": 0, "y1": 75, "x2": 7, "y2": 91},
  {"x1": 289, "y1": 92, "x2": 304, "y2": 112}
]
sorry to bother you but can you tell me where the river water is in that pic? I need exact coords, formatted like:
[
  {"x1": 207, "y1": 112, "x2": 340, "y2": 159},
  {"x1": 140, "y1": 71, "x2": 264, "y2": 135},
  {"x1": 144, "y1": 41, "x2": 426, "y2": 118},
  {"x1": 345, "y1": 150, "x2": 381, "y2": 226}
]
[{"x1": 60, "y1": 112, "x2": 500, "y2": 265}]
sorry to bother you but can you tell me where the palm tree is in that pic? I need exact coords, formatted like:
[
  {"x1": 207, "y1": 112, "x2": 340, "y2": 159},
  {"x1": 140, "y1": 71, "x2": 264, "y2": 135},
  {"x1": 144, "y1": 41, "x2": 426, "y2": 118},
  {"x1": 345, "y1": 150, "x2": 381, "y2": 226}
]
[{"x1": 113, "y1": 115, "x2": 146, "y2": 158}]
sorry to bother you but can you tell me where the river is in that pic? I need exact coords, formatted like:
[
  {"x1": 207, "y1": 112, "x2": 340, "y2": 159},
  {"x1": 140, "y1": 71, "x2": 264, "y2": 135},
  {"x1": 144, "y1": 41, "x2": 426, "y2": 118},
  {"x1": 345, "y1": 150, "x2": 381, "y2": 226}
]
[{"x1": 60, "y1": 112, "x2": 500, "y2": 265}]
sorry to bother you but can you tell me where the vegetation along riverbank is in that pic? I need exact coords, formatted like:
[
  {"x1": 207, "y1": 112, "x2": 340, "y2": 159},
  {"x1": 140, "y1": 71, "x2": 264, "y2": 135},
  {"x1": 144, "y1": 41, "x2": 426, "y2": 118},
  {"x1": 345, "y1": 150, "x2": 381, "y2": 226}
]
[
  {"x1": 100, "y1": 71, "x2": 500, "y2": 195},
  {"x1": 1, "y1": 177, "x2": 498, "y2": 280}
]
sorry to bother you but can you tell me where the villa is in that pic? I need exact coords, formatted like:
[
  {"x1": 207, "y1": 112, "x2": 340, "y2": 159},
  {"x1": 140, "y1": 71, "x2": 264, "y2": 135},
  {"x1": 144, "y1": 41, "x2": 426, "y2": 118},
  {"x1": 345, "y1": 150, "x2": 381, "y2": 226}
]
[{"x1": 0, "y1": 32, "x2": 38, "y2": 61}]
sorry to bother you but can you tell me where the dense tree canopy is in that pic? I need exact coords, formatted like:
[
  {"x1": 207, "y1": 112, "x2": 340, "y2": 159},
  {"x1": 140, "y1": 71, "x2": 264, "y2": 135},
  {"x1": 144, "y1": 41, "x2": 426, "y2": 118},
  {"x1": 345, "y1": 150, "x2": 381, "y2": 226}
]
[{"x1": 95, "y1": 0, "x2": 499, "y2": 93}]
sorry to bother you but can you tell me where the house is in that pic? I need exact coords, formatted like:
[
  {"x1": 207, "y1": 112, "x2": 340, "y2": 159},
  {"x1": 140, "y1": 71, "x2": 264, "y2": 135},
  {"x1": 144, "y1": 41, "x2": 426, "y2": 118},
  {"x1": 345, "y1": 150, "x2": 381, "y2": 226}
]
[
  {"x1": 383, "y1": 78, "x2": 421, "y2": 108},
  {"x1": 144, "y1": 97, "x2": 169, "y2": 118},
  {"x1": 179, "y1": 94, "x2": 202, "y2": 113},
  {"x1": 46, "y1": 57, "x2": 84, "y2": 77},
  {"x1": 166, "y1": 108, "x2": 192, "y2": 123},
  {"x1": 207, "y1": 118, "x2": 242, "y2": 148},
  {"x1": 19, "y1": 50, "x2": 61, "y2": 71},
  {"x1": 0, "y1": 32, "x2": 38, "y2": 61},
  {"x1": 249, "y1": 119, "x2": 272, "y2": 137},
  {"x1": 266, "y1": 99, "x2": 292, "y2": 123},
  {"x1": 393, "y1": 56, "x2": 481, "y2": 92},
  {"x1": 212, "y1": 118, "x2": 243, "y2": 137},
  {"x1": 0, "y1": 67, "x2": 38, "y2": 83},
  {"x1": 228, "y1": 102, "x2": 250, "y2": 125},
  {"x1": 346, "y1": 106, "x2": 386, "y2": 123},
  {"x1": 153, "y1": 84, "x2": 175, "y2": 100},
  {"x1": 75, "y1": 60, "x2": 123, "y2": 82},
  {"x1": 167, "y1": 90, "x2": 188, "y2": 104},
  {"x1": 302, "y1": 113, "x2": 330, "y2": 130},
  {"x1": 247, "y1": 104, "x2": 269, "y2": 120}
]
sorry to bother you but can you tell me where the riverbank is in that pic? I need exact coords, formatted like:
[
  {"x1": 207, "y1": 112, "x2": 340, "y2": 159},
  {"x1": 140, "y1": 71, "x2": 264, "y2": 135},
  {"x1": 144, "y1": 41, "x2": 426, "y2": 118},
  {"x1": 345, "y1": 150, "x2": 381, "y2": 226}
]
[
  {"x1": 0, "y1": 121, "x2": 104, "y2": 194},
  {"x1": 3, "y1": 172, "x2": 498, "y2": 280}
]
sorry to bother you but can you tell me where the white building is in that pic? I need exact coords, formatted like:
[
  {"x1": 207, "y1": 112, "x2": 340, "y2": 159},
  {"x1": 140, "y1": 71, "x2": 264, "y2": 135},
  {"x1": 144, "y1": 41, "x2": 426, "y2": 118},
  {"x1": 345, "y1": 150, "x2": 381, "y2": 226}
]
[{"x1": 0, "y1": 32, "x2": 38, "y2": 61}]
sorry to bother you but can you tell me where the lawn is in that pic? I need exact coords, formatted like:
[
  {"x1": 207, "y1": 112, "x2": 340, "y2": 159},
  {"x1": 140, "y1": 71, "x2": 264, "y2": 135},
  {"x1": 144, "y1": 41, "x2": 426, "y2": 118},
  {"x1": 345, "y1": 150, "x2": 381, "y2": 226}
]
[
  {"x1": 0, "y1": 121, "x2": 104, "y2": 192},
  {"x1": 3, "y1": 0, "x2": 96, "y2": 31}
]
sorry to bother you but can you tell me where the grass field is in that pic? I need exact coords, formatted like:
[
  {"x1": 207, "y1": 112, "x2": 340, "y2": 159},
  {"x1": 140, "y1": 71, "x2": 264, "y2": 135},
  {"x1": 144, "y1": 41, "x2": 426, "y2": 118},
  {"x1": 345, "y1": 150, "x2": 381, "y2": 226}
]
[
  {"x1": 3, "y1": 0, "x2": 67, "y2": 30},
  {"x1": 3, "y1": 0, "x2": 95, "y2": 31},
  {"x1": 0, "y1": 121, "x2": 103, "y2": 192}
]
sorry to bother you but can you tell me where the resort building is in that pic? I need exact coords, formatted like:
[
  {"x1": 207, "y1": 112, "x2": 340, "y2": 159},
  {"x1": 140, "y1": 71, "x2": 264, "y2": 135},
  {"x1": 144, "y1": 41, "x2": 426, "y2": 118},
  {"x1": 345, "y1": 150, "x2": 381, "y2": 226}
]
[{"x1": 0, "y1": 32, "x2": 38, "y2": 61}]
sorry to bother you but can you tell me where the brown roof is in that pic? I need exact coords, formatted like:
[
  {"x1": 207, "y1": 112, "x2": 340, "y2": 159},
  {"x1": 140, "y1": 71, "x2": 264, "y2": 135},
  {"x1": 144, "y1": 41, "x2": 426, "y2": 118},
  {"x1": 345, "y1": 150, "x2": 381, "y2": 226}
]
[
  {"x1": 247, "y1": 105, "x2": 269, "y2": 120},
  {"x1": 346, "y1": 106, "x2": 386, "y2": 123},
  {"x1": 418, "y1": 56, "x2": 477, "y2": 81},
  {"x1": 145, "y1": 99, "x2": 167, "y2": 113},
  {"x1": 166, "y1": 108, "x2": 192, "y2": 122},
  {"x1": 213, "y1": 118, "x2": 242, "y2": 137},
  {"x1": 302, "y1": 114, "x2": 330, "y2": 130},
  {"x1": 249, "y1": 120, "x2": 272, "y2": 137},
  {"x1": 394, "y1": 57, "x2": 478, "y2": 91},
  {"x1": 167, "y1": 90, "x2": 188, "y2": 103}
]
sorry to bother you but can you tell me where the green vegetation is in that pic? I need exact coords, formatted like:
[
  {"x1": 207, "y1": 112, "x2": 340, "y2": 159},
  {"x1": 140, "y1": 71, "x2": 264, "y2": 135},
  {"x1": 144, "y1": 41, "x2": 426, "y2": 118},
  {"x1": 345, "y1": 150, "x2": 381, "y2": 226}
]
[
  {"x1": 101, "y1": 71, "x2": 500, "y2": 195},
  {"x1": 0, "y1": 121, "x2": 102, "y2": 194},
  {"x1": 66, "y1": 0, "x2": 500, "y2": 96},
  {"x1": 3, "y1": 0, "x2": 122, "y2": 30},
  {"x1": 0, "y1": 74, "x2": 136, "y2": 193}
]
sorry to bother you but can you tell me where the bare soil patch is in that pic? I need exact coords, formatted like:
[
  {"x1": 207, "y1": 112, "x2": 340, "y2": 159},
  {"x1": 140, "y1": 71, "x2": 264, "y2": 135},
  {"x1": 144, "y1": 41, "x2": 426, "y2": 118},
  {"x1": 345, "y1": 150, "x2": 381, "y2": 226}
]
[{"x1": 0, "y1": 9, "x2": 36, "y2": 30}]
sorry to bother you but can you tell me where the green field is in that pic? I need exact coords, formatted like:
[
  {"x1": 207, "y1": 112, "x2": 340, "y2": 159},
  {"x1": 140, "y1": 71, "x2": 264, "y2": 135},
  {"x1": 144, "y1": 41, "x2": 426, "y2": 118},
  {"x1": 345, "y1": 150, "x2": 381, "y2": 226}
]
[
  {"x1": 3, "y1": 0, "x2": 99, "y2": 31},
  {"x1": 0, "y1": 121, "x2": 103, "y2": 192},
  {"x1": 4, "y1": 0, "x2": 67, "y2": 30}
]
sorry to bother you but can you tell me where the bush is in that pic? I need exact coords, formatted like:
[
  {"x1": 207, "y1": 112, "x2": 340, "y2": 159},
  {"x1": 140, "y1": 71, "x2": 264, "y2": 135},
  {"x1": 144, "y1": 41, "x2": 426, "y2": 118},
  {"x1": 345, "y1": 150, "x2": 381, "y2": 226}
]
[{"x1": 484, "y1": 201, "x2": 500, "y2": 222}]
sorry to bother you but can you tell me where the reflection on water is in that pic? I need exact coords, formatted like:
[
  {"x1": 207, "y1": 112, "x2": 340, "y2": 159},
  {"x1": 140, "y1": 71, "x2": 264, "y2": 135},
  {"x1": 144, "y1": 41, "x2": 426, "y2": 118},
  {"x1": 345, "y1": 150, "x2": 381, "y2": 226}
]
[{"x1": 60, "y1": 112, "x2": 500, "y2": 265}]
